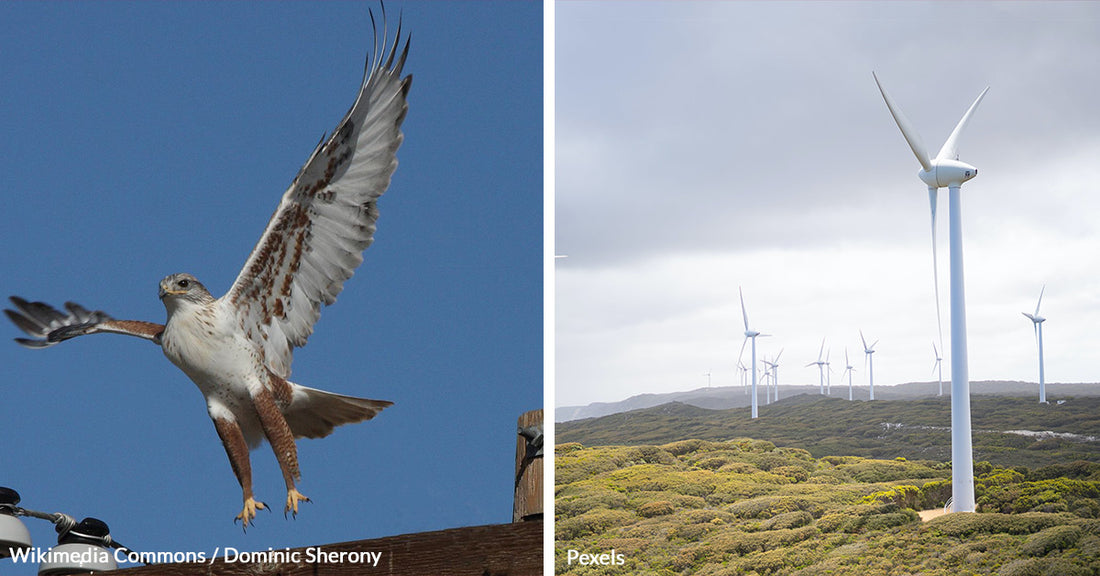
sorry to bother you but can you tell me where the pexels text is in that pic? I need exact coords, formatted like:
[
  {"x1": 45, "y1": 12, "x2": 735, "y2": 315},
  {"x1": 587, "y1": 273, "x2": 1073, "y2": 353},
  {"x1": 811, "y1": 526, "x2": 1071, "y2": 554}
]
[{"x1": 566, "y1": 548, "x2": 625, "y2": 566}]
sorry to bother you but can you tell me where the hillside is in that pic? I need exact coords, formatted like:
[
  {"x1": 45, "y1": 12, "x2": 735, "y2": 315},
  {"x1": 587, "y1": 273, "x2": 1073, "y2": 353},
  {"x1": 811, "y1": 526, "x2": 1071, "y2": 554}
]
[
  {"x1": 556, "y1": 394, "x2": 1100, "y2": 470},
  {"x1": 555, "y1": 440, "x2": 1100, "y2": 575},
  {"x1": 556, "y1": 381, "x2": 1100, "y2": 422}
]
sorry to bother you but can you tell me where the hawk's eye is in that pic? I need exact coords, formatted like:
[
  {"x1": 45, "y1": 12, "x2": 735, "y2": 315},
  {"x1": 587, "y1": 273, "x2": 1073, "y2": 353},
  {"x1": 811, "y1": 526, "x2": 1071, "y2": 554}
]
[{"x1": 178, "y1": 279, "x2": 190, "y2": 289}]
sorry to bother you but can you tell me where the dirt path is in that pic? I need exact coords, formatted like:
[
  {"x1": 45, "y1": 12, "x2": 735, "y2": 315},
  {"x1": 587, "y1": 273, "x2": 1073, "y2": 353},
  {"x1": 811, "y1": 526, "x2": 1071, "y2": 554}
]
[{"x1": 919, "y1": 508, "x2": 946, "y2": 522}]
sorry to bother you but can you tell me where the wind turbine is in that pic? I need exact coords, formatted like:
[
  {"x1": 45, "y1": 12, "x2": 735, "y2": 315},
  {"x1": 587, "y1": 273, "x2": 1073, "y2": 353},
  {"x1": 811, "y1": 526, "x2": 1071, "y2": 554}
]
[
  {"x1": 860, "y1": 330, "x2": 877, "y2": 401},
  {"x1": 932, "y1": 341, "x2": 944, "y2": 396},
  {"x1": 806, "y1": 338, "x2": 827, "y2": 394},
  {"x1": 760, "y1": 359, "x2": 773, "y2": 405},
  {"x1": 874, "y1": 72, "x2": 989, "y2": 514},
  {"x1": 738, "y1": 287, "x2": 768, "y2": 419},
  {"x1": 738, "y1": 361, "x2": 749, "y2": 395},
  {"x1": 1022, "y1": 285, "x2": 1048, "y2": 404},
  {"x1": 824, "y1": 348, "x2": 833, "y2": 395},
  {"x1": 763, "y1": 349, "x2": 784, "y2": 402},
  {"x1": 843, "y1": 348, "x2": 855, "y2": 401}
]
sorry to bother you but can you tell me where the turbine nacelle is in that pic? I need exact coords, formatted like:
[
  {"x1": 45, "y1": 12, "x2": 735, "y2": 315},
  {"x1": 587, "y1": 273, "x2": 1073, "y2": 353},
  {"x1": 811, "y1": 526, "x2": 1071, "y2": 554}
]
[
  {"x1": 1022, "y1": 312, "x2": 1046, "y2": 325},
  {"x1": 919, "y1": 159, "x2": 978, "y2": 189}
]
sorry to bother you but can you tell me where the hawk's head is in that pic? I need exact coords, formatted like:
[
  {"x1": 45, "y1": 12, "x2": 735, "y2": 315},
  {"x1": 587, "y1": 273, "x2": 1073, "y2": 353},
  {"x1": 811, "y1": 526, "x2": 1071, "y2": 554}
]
[{"x1": 159, "y1": 273, "x2": 215, "y2": 312}]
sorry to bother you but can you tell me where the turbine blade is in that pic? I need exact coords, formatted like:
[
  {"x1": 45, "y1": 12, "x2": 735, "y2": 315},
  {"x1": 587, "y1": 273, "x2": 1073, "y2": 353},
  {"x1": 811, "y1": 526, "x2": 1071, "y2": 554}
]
[
  {"x1": 929, "y1": 186, "x2": 944, "y2": 359},
  {"x1": 739, "y1": 337, "x2": 749, "y2": 365},
  {"x1": 739, "y1": 286, "x2": 750, "y2": 332},
  {"x1": 818, "y1": 337, "x2": 825, "y2": 362},
  {"x1": 1035, "y1": 284, "x2": 1045, "y2": 316},
  {"x1": 935, "y1": 86, "x2": 990, "y2": 162},
  {"x1": 873, "y1": 72, "x2": 933, "y2": 172},
  {"x1": 860, "y1": 329, "x2": 868, "y2": 350}
]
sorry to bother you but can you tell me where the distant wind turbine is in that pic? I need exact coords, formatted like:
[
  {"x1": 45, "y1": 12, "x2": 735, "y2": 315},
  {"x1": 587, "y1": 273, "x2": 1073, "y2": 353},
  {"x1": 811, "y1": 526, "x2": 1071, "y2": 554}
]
[
  {"x1": 860, "y1": 330, "x2": 877, "y2": 401},
  {"x1": 763, "y1": 349, "x2": 784, "y2": 403},
  {"x1": 824, "y1": 348, "x2": 832, "y2": 395},
  {"x1": 738, "y1": 361, "x2": 749, "y2": 395},
  {"x1": 874, "y1": 72, "x2": 989, "y2": 514},
  {"x1": 738, "y1": 287, "x2": 769, "y2": 419},
  {"x1": 843, "y1": 348, "x2": 855, "y2": 401},
  {"x1": 932, "y1": 341, "x2": 943, "y2": 396},
  {"x1": 1022, "y1": 285, "x2": 1048, "y2": 404},
  {"x1": 806, "y1": 338, "x2": 827, "y2": 395},
  {"x1": 704, "y1": 370, "x2": 712, "y2": 389}
]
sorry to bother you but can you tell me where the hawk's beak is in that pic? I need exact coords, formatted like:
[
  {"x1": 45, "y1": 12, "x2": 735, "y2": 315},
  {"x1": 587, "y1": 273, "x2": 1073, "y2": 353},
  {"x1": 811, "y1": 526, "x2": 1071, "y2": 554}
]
[{"x1": 159, "y1": 285, "x2": 186, "y2": 299}]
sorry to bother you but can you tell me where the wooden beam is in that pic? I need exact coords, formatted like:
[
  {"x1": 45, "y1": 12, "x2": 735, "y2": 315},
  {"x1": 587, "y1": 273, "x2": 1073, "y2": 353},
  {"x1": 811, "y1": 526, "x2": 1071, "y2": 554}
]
[{"x1": 96, "y1": 521, "x2": 542, "y2": 576}]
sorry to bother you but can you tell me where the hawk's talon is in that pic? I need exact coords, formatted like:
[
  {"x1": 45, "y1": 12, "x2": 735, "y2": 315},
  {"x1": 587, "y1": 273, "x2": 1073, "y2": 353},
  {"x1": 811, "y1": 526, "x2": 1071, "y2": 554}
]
[
  {"x1": 285, "y1": 489, "x2": 311, "y2": 519},
  {"x1": 235, "y1": 497, "x2": 267, "y2": 530}
]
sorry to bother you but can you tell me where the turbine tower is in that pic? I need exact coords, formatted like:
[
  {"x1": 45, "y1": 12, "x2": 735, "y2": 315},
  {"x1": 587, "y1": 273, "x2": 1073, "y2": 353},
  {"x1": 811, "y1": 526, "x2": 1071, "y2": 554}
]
[
  {"x1": 860, "y1": 330, "x2": 877, "y2": 401},
  {"x1": 843, "y1": 348, "x2": 855, "y2": 401},
  {"x1": 764, "y1": 349, "x2": 784, "y2": 402},
  {"x1": 806, "y1": 338, "x2": 827, "y2": 394},
  {"x1": 824, "y1": 348, "x2": 832, "y2": 395},
  {"x1": 1022, "y1": 285, "x2": 1048, "y2": 404},
  {"x1": 874, "y1": 72, "x2": 989, "y2": 514},
  {"x1": 932, "y1": 341, "x2": 944, "y2": 396},
  {"x1": 738, "y1": 287, "x2": 768, "y2": 419}
]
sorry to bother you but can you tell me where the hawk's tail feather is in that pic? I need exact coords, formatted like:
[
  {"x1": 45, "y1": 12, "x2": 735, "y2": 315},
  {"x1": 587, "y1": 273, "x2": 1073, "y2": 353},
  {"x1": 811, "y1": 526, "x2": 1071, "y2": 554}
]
[{"x1": 284, "y1": 383, "x2": 392, "y2": 440}]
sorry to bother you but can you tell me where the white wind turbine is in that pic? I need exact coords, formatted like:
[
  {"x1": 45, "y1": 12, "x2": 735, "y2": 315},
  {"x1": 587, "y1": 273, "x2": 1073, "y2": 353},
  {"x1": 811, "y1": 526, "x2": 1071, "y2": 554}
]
[
  {"x1": 860, "y1": 330, "x2": 877, "y2": 401},
  {"x1": 932, "y1": 341, "x2": 944, "y2": 396},
  {"x1": 760, "y1": 359, "x2": 773, "y2": 405},
  {"x1": 824, "y1": 348, "x2": 832, "y2": 395},
  {"x1": 738, "y1": 360, "x2": 749, "y2": 395},
  {"x1": 843, "y1": 348, "x2": 855, "y2": 401},
  {"x1": 763, "y1": 349, "x2": 784, "y2": 403},
  {"x1": 738, "y1": 287, "x2": 768, "y2": 419},
  {"x1": 874, "y1": 72, "x2": 989, "y2": 514},
  {"x1": 806, "y1": 338, "x2": 827, "y2": 395},
  {"x1": 1022, "y1": 285, "x2": 1048, "y2": 404}
]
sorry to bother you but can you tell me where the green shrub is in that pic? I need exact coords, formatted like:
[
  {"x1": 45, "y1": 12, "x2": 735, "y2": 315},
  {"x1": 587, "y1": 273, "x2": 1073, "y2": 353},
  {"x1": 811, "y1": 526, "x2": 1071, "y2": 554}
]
[
  {"x1": 1021, "y1": 524, "x2": 1082, "y2": 556},
  {"x1": 556, "y1": 508, "x2": 635, "y2": 539},
  {"x1": 556, "y1": 442, "x2": 584, "y2": 454},
  {"x1": 761, "y1": 510, "x2": 814, "y2": 531},
  {"x1": 861, "y1": 511, "x2": 917, "y2": 531},
  {"x1": 637, "y1": 500, "x2": 674, "y2": 518},
  {"x1": 728, "y1": 496, "x2": 822, "y2": 520},
  {"x1": 926, "y1": 512, "x2": 1070, "y2": 537}
]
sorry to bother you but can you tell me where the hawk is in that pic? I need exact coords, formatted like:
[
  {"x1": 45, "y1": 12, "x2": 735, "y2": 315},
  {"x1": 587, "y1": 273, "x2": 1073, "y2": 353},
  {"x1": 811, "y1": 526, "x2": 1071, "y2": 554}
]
[{"x1": 5, "y1": 13, "x2": 411, "y2": 528}]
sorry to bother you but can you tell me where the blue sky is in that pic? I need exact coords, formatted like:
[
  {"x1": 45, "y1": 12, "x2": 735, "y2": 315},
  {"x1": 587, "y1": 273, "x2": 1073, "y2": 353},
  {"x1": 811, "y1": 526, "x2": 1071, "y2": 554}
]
[{"x1": 0, "y1": 2, "x2": 542, "y2": 572}]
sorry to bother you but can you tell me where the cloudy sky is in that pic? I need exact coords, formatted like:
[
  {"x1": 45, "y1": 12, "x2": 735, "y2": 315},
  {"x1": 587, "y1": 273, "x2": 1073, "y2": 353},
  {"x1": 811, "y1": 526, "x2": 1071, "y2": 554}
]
[
  {"x1": 556, "y1": 2, "x2": 1100, "y2": 407},
  {"x1": 1, "y1": 2, "x2": 540, "y2": 572}
]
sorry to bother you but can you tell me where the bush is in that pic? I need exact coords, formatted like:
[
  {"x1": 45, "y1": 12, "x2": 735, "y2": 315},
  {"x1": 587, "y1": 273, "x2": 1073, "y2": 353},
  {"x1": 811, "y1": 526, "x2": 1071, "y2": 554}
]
[
  {"x1": 926, "y1": 512, "x2": 1070, "y2": 537},
  {"x1": 761, "y1": 510, "x2": 814, "y2": 531},
  {"x1": 637, "y1": 500, "x2": 674, "y2": 518},
  {"x1": 728, "y1": 496, "x2": 822, "y2": 520},
  {"x1": 861, "y1": 511, "x2": 917, "y2": 531},
  {"x1": 556, "y1": 508, "x2": 635, "y2": 540},
  {"x1": 1021, "y1": 524, "x2": 1082, "y2": 556}
]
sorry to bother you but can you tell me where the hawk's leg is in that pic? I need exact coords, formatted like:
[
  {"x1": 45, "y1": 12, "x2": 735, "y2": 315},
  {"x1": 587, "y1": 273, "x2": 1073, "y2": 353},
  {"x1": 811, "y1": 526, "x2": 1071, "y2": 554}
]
[
  {"x1": 212, "y1": 416, "x2": 267, "y2": 528},
  {"x1": 251, "y1": 386, "x2": 311, "y2": 517}
]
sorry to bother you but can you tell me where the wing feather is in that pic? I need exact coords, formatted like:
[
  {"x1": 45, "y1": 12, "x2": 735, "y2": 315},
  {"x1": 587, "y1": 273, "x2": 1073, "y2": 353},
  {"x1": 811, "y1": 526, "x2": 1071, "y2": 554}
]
[
  {"x1": 224, "y1": 12, "x2": 411, "y2": 378},
  {"x1": 6, "y1": 297, "x2": 163, "y2": 347}
]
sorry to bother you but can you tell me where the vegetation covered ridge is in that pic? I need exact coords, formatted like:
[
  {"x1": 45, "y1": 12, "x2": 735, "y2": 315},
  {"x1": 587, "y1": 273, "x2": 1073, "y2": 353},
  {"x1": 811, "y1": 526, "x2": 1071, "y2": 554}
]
[
  {"x1": 556, "y1": 394, "x2": 1100, "y2": 470},
  {"x1": 555, "y1": 439, "x2": 1100, "y2": 575}
]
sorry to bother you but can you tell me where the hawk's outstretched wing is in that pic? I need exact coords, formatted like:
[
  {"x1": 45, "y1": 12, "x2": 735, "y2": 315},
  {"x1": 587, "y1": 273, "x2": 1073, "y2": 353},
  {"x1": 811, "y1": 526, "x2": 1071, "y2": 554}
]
[
  {"x1": 225, "y1": 13, "x2": 411, "y2": 379},
  {"x1": 5, "y1": 297, "x2": 163, "y2": 347}
]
